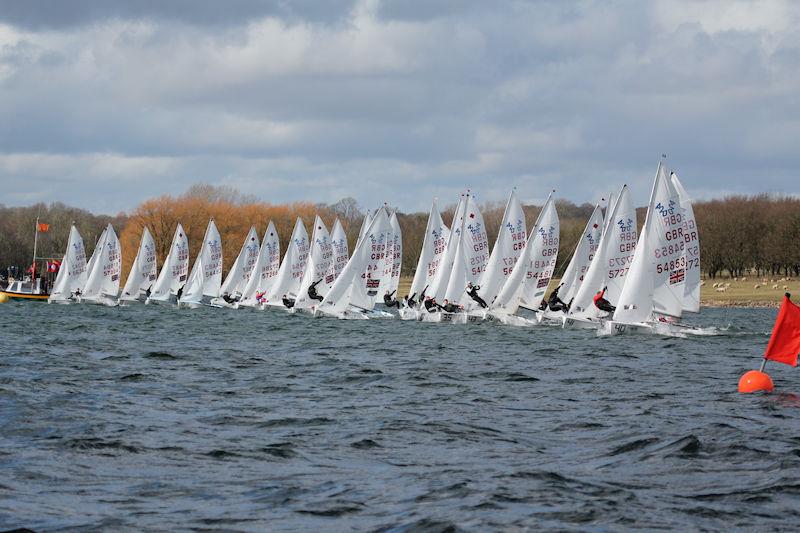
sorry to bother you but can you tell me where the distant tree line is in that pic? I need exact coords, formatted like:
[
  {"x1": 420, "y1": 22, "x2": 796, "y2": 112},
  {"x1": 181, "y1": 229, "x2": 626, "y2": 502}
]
[{"x1": 2, "y1": 187, "x2": 798, "y2": 284}]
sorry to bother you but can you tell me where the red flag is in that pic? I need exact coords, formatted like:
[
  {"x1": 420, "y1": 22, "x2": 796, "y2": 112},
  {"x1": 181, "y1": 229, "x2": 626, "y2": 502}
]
[
  {"x1": 47, "y1": 260, "x2": 61, "y2": 273},
  {"x1": 37, "y1": 223, "x2": 50, "y2": 232},
  {"x1": 764, "y1": 294, "x2": 800, "y2": 367}
]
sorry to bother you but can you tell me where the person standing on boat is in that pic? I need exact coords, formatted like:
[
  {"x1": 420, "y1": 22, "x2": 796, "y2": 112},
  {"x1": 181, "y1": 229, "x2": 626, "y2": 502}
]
[
  {"x1": 466, "y1": 282, "x2": 487, "y2": 308},
  {"x1": 307, "y1": 279, "x2": 323, "y2": 302},
  {"x1": 282, "y1": 294, "x2": 295, "y2": 309},
  {"x1": 547, "y1": 283, "x2": 568, "y2": 312},
  {"x1": 384, "y1": 290, "x2": 400, "y2": 308},
  {"x1": 593, "y1": 286, "x2": 616, "y2": 313}
]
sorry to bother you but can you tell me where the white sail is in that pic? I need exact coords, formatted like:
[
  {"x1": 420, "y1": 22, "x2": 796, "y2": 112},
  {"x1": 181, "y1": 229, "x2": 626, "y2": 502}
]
[
  {"x1": 381, "y1": 211, "x2": 402, "y2": 298},
  {"x1": 265, "y1": 218, "x2": 309, "y2": 303},
  {"x1": 408, "y1": 200, "x2": 450, "y2": 300},
  {"x1": 444, "y1": 193, "x2": 490, "y2": 305},
  {"x1": 475, "y1": 190, "x2": 527, "y2": 308},
  {"x1": 355, "y1": 209, "x2": 373, "y2": 248},
  {"x1": 219, "y1": 227, "x2": 260, "y2": 298},
  {"x1": 491, "y1": 193, "x2": 559, "y2": 314},
  {"x1": 327, "y1": 218, "x2": 349, "y2": 285},
  {"x1": 148, "y1": 224, "x2": 190, "y2": 303},
  {"x1": 49, "y1": 224, "x2": 88, "y2": 302},
  {"x1": 568, "y1": 185, "x2": 637, "y2": 320},
  {"x1": 238, "y1": 222, "x2": 281, "y2": 307},
  {"x1": 81, "y1": 224, "x2": 122, "y2": 302},
  {"x1": 83, "y1": 227, "x2": 107, "y2": 286},
  {"x1": 120, "y1": 227, "x2": 157, "y2": 302},
  {"x1": 294, "y1": 216, "x2": 333, "y2": 309},
  {"x1": 428, "y1": 195, "x2": 466, "y2": 301},
  {"x1": 614, "y1": 162, "x2": 686, "y2": 323},
  {"x1": 318, "y1": 208, "x2": 391, "y2": 315},
  {"x1": 671, "y1": 171, "x2": 701, "y2": 313},
  {"x1": 179, "y1": 219, "x2": 223, "y2": 306},
  {"x1": 558, "y1": 204, "x2": 604, "y2": 305}
]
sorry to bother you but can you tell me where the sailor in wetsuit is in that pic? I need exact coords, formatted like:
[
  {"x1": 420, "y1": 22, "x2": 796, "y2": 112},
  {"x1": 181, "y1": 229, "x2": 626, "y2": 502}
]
[
  {"x1": 440, "y1": 298, "x2": 461, "y2": 313},
  {"x1": 406, "y1": 292, "x2": 417, "y2": 308},
  {"x1": 423, "y1": 296, "x2": 437, "y2": 312},
  {"x1": 222, "y1": 292, "x2": 235, "y2": 304},
  {"x1": 307, "y1": 279, "x2": 324, "y2": 302},
  {"x1": 593, "y1": 286, "x2": 616, "y2": 313},
  {"x1": 384, "y1": 290, "x2": 400, "y2": 308},
  {"x1": 282, "y1": 294, "x2": 295, "y2": 309},
  {"x1": 466, "y1": 282, "x2": 487, "y2": 308},
  {"x1": 547, "y1": 283, "x2": 568, "y2": 312}
]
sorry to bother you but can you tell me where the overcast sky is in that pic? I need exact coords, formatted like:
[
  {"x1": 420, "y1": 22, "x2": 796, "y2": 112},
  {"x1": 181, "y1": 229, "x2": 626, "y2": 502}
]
[{"x1": 1, "y1": 0, "x2": 798, "y2": 214}]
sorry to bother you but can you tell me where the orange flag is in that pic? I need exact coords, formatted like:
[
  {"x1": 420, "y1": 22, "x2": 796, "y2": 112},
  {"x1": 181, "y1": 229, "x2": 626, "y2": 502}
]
[
  {"x1": 764, "y1": 294, "x2": 800, "y2": 367},
  {"x1": 37, "y1": 223, "x2": 50, "y2": 232}
]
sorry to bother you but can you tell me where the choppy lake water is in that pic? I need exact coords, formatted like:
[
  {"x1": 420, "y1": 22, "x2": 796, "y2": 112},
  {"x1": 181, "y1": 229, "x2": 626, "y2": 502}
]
[{"x1": 1, "y1": 303, "x2": 799, "y2": 531}]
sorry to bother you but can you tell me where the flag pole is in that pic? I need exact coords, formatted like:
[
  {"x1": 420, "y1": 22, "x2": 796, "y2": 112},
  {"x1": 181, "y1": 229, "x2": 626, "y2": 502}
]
[{"x1": 32, "y1": 216, "x2": 40, "y2": 279}]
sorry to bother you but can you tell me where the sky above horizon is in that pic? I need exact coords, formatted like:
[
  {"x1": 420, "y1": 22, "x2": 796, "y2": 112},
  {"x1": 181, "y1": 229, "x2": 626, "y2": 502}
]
[{"x1": 1, "y1": 0, "x2": 799, "y2": 215}]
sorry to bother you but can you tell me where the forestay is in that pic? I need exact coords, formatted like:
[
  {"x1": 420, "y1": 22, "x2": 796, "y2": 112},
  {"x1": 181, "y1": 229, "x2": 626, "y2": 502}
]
[
  {"x1": 238, "y1": 221, "x2": 281, "y2": 307},
  {"x1": 408, "y1": 200, "x2": 450, "y2": 301},
  {"x1": 219, "y1": 227, "x2": 260, "y2": 298},
  {"x1": 474, "y1": 190, "x2": 526, "y2": 309},
  {"x1": 294, "y1": 216, "x2": 333, "y2": 309},
  {"x1": 265, "y1": 218, "x2": 309, "y2": 303},
  {"x1": 148, "y1": 224, "x2": 189, "y2": 302},
  {"x1": 567, "y1": 186, "x2": 637, "y2": 321},
  {"x1": 179, "y1": 219, "x2": 223, "y2": 305},
  {"x1": 120, "y1": 227, "x2": 157, "y2": 301},
  {"x1": 49, "y1": 224, "x2": 88, "y2": 302}
]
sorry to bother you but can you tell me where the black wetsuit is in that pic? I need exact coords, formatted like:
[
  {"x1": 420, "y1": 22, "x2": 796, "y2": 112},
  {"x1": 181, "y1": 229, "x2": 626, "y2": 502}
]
[
  {"x1": 547, "y1": 287, "x2": 567, "y2": 312},
  {"x1": 442, "y1": 303, "x2": 460, "y2": 313},
  {"x1": 282, "y1": 296, "x2": 295, "y2": 309},
  {"x1": 407, "y1": 293, "x2": 417, "y2": 308},
  {"x1": 223, "y1": 293, "x2": 235, "y2": 304},
  {"x1": 467, "y1": 285, "x2": 487, "y2": 308},
  {"x1": 424, "y1": 299, "x2": 437, "y2": 312},
  {"x1": 308, "y1": 279, "x2": 323, "y2": 302},
  {"x1": 383, "y1": 290, "x2": 400, "y2": 308}
]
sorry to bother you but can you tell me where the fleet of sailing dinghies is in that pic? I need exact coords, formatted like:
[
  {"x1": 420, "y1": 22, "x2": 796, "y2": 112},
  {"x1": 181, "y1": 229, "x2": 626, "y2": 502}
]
[{"x1": 41, "y1": 161, "x2": 703, "y2": 335}]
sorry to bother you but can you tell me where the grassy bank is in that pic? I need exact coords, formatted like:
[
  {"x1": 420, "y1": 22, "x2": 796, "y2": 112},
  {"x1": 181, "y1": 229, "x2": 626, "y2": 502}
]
[{"x1": 396, "y1": 276, "x2": 798, "y2": 308}]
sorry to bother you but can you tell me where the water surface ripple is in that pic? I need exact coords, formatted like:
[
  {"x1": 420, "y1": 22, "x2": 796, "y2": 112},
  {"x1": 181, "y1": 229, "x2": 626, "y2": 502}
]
[{"x1": 1, "y1": 304, "x2": 799, "y2": 531}]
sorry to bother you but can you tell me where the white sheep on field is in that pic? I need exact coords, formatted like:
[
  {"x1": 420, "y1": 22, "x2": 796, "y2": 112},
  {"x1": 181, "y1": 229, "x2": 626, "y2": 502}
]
[
  {"x1": 741, "y1": 277, "x2": 747, "y2": 282},
  {"x1": 724, "y1": 282, "x2": 731, "y2": 288},
  {"x1": 784, "y1": 285, "x2": 789, "y2": 290},
  {"x1": 734, "y1": 277, "x2": 739, "y2": 282},
  {"x1": 715, "y1": 287, "x2": 728, "y2": 292},
  {"x1": 754, "y1": 284, "x2": 762, "y2": 289},
  {"x1": 700, "y1": 281, "x2": 705, "y2": 286},
  {"x1": 773, "y1": 284, "x2": 779, "y2": 289}
]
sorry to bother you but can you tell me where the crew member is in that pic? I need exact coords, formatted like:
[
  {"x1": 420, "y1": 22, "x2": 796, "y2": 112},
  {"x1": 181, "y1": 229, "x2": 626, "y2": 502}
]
[
  {"x1": 407, "y1": 292, "x2": 417, "y2": 308},
  {"x1": 593, "y1": 286, "x2": 616, "y2": 313},
  {"x1": 307, "y1": 279, "x2": 324, "y2": 302},
  {"x1": 466, "y1": 282, "x2": 487, "y2": 308},
  {"x1": 440, "y1": 298, "x2": 461, "y2": 313},
  {"x1": 384, "y1": 290, "x2": 400, "y2": 308},
  {"x1": 424, "y1": 296, "x2": 437, "y2": 312},
  {"x1": 282, "y1": 294, "x2": 295, "y2": 309},
  {"x1": 547, "y1": 284, "x2": 568, "y2": 312}
]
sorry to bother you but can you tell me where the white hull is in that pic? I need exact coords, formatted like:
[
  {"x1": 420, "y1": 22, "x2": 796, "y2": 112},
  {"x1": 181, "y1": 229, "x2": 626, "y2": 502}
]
[
  {"x1": 78, "y1": 294, "x2": 120, "y2": 307},
  {"x1": 146, "y1": 294, "x2": 178, "y2": 307},
  {"x1": 562, "y1": 315, "x2": 606, "y2": 330},
  {"x1": 485, "y1": 311, "x2": 537, "y2": 327},
  {"x1": 599, "y1": 319, "x2": 711, "y2": 338},
  {"x1": 398, "y1": 307, "x2": 420, "y2": 321}
]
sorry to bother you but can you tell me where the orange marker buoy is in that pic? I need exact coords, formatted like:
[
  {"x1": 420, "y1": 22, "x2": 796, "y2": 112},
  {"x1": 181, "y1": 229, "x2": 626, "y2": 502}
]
[{"x1": 738, "y1": 370, "x2": 774, "y2": 393}]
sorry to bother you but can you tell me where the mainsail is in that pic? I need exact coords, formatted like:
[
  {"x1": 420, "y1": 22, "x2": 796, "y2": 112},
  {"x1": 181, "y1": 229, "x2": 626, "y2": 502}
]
[
  {"x1": 427, "y1": 194, "x2": 466, "y2": 302},
  {"x1": 179, "y1": 219, "x2": 223, "y2": 306},
  {"x1": 614, "y1": 161, "x2": 685, "y2": 324},
  {"x1": 148, "y1": 223, "x2": 189, "y2": 303},
  {"x1": 567, "y1": 185, "x2": 637, "y2": 321},
  {"x1": 238, "y1": 221, "x2": 281, "y2": 307},
  {"x1": 475, "y1": 190, "x2": 526, "y2": 309},
  {"x1": 671, "y1": 171, "x2": 700, "y2": 313},
  {"x1": 81, "y1": 223, "x2": 122, "y2": 302},
  {"x1": 558, "y1": 203, "x2": 604, "y2": 305},
  {"x1": 219, "y1": 227, "x2": 260, "y2": 298},
  {"x1": 49, "y1": 224, "x2": 88, "y2": 303},
  {"x1": 120, "y1": 227, "x2": 157, "y2": 302},
  {"x1": 444, "y1": 193, "x2": 490, "y2": 305},
  {"x1": 491, "y1": 193, "x2": 559, "y2": 314},
  {"x1": 327, "y1": 218, "x2": 349, "y2": 285},
  {"x1": 294, "y1": 216, "x2": 333, "y2": 309},
  {"x1": 408, "y1": 200, "x2": 450, "y2": 301},
  {"x1": 265, "y1": 218, "x2": 309, "y2": 303}
]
